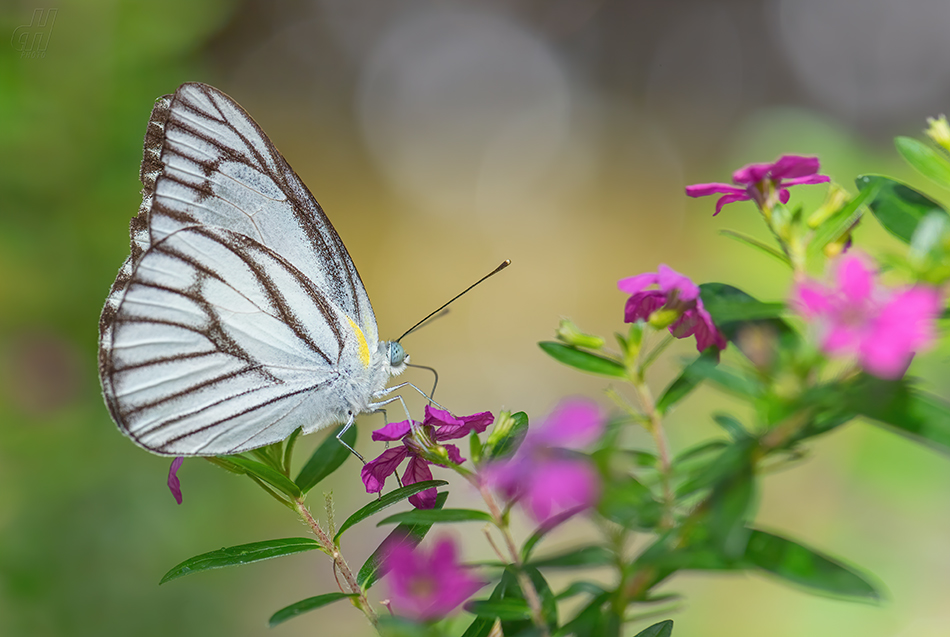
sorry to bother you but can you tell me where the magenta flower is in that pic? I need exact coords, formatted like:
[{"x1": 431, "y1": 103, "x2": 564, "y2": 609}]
[
  {"x1": 686, "y1": 155, "x2": 830, "y2": 215},
  {"x1": 167, "y1": 456, "x2": 183, "y2": 504},
  {"x1": 384, "y1": 536, "x2": 486, "y2": 621},
  {"x1": 793, "y1": 252, "x2": 942, "y2": 379},
  {"x1": 485, "y1": 399, "x2": 604, "y2": 522},
  {"x1": 361, "y1": 407, "x2": 493, "y2": 509},
  {"x1": 618, "y1": 265, "x2": 727, "y2": 352}
]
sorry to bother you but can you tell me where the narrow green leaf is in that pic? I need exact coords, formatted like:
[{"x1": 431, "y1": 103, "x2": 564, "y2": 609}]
[
  {"x1": 707, "y1": 467, "x2": 756, "y2": 559},
  {"x1": 699, "y1": 283, "x2": 795, "y2": 353},
  {"x1": 656, "y1": 350, "x2": 720, "y2": 414},
  {"x1": 846, "y1": 375, "x2": 950, "y2": 453},
  {"x1": 856, "y1": 175, "x2": 949, "y2": 244},
  {"x1": 676, "y1": 438, "x2": 756, "y2": 498},
  {"x1": 538, "y1": 341, "x2": 626, "y2": 378},
  {"x1": 632, "y1": 619, "x2": 674, "y2": 637},
  {"x1": 712, "y1": 412, "x2": 751, "y2": 441},
  {"x1": 895, "y1": 136, "x2": 950, "y2": 190},
  {"x1": 719, "y1": 229, "x2": 790, "y2": 265},
  {"x1": 334, "y1": 480, "x2": 448, "y2": 543},
  {"x1": 160, "y1": 538, "x2": 321, "y2": 584},
  {"x1": 268, "y1": 592, "x2": 357, "y2": 627},
  {"x1": 745, "y1": 529, "x2": 881, "y2": 601},
  {"x1": 464, "y1": 598, "x2": 531, "y2": 620},
  {"x1": 377, "y1": 508, "x2": 493, "y2": 526},
  {"x1": 558, "y1": 591, "x2": 611, "y2": 636},
  {"x1": 682, "y1": 356, "x2": 760, "y2": 399},
  {"x1": 555, "y1": 581, "x2": 607, "y2": 601},
  {"x1": 295, "y1": 424, "x2": 358, "y2": 493},
  {"x1": 597, "y1": 477, "x2": 662, "y2": 532},
  {"x1": 357, "y1": 492, "x2": 448, "y2": 590},
  {"x1": 461, "y1": 568, "x2": 512, "y2": 637},
  {"x1": 528, "y1": 545, "x2": 613, "y2": 569},
  {"x1": 217, "y1": 455, "x2": 301, "y2": 499},
  {"x1": 521, "y1": 506, "x2": 589, "y2": 561}
]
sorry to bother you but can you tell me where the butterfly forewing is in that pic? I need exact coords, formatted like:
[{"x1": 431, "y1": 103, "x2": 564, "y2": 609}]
[{"x1": 99, "y1": 83, "x2": 386, "y2": 456}]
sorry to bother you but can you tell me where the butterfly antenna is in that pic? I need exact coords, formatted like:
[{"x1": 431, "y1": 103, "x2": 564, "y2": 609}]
[{"x1": 397, "y1": 259, "x2": 511, "y2": 342}]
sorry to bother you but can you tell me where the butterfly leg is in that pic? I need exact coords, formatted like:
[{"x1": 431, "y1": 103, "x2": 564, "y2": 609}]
[
  {"x1": 376, "y1": 382, "x2": 447, "y2": 411},
  {"x1": 336, "y1": 413, "x2": 364, "y2": 463}
]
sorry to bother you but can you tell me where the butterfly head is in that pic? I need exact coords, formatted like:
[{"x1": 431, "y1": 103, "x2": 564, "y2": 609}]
[{"x1": 388, "y1": 341, "x2": 409, "y2": 376}]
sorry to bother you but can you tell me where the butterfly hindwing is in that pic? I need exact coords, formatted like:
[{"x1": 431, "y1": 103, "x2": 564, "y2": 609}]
[{"x1": 103, "y1": 225, "x2": 371, "y2": 456}]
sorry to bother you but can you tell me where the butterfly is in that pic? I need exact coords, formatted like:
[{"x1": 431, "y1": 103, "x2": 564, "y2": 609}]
[{"x1": 98, "y1": 82, "x2": 410, "y2": 457}]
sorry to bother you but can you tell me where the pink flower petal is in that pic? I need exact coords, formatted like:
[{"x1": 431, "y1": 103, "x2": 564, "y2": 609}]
[
  {"x1": 617, "y1": 272, "x2": 659, "y2": 294},
  {"x1": 624, "y1": 290, "x2": 666, "y2": 323},
  {"x1": 714, "y1": 192, "x2": 751, "y2": 215},
  {"x1": 732, "y1": 162, "x2": 772, "y2": 185},
  {"x1": 167, "y1": 456, "x2": 184, "y2": 505},
  {"x1": 778, "y1": 188, "x2": 791, "y2": 204},
  {"x1": 404, "y1": 457, "x2": 437, "y2": 509},
  {"x1": 372, "y1": 420, "x2": 413, "y2": 442},
  {"x1": 534, "y1": 399, "x2": 604, "y2": 449},
  {"x1": 770, "y1": 155, "x2": 821, "y2": 179},
  {"x1": 657, "y1": 264, "x2": 699, "y2": 301},
  {"x1": 685, "y1": 182, "x2": 746, "y2": 197},
  {"x1": 837, "y1": 254, "x2": 875, "y2": 304},
  {"x1": 441, "y1": 444, "x2": 465, "y2": 466},
  {"x1": 793, "y1": 282, "x2": 833, "y2": 318},
  {"x1": 361, "y1": 446, "x2": 409, "y2": 493},
  {"x1": 781, "y1": 174, "x2": 831, "y2": 187},
  {"x1": 523, "y1": 459, "x2": 600, "y2": 522}
]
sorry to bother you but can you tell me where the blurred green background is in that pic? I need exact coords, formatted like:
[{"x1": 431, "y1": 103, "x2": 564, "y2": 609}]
[{"x1": 3, "y1": 1, "x2": 950, "y2": 635}]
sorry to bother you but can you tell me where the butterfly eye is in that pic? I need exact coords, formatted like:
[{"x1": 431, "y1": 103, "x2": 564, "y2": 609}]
[{"x1": 390, "y1": 342, "x2": 406, "y2": 367}]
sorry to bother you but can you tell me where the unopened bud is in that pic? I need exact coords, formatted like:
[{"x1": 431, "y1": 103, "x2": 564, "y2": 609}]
[
  {"x1": 926, "y1": 114, "x2": 950, "y2": 153},
  {"x1": 807, "y1": 183, "x2": 850, "y2": 229},
  {"x1": 555, "y1": 318, "x2": 604, "y2": 350},
  {"x1": 485, "y1": 411, "x2": 515, "y2": 449},
  {"x1": 648, "y1": 308, "x2": 680, "y2": 330}
]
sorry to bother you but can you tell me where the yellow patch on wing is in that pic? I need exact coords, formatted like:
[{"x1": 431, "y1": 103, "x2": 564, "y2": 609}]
[{"x1": 346, "y1": 316, "x2": 371, "y2": 368}]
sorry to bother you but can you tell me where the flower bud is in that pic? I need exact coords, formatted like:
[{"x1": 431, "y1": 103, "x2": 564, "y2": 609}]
[
  {"x1": 485, "y1": 411, "x2": 516, "y2": 450},
  {"x1": 648, "y1": 307, "x2": 680, "y2": 330},
  {"x1": 807, "y1": 183, "x2": 850, "y2": 229},
  {"x1": 926, "y1": 114, "x2": 950, "y2": 153},
  {"x1": 555, "y1": 318, "x2": 604, "y2": 350}
]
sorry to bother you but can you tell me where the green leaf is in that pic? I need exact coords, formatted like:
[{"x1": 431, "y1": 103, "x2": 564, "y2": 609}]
[
  {"x1": 707, "y1": 467, "x2": 756, "y2": 559},
  {"x1": 295, "y1": 424, "x2": 358, "y2": 493},
  {"x1": 483, "y1": 411, "x2": 529, "y2": 463},
  {"x1": 224, "y1": 455, "x2": 301, "y2": 499},
  {"x1": 555, "y1": 581, "x2": 607, "y2": 601},
  {"x1": 461, "y1": 568, "x2": 513, "y2": 637},
  {"x1": 521, "y1": 506, "x2": 589, "y2": 561},
  {"x1": 334, "y1": 480, "x2": 448, "y2": 543},
  {"x1": 558, "y1": 591, "x2": 611, "y2": 636},
  {"x1": 528, "y1": 545, "x2": 614, "y2": 569},
  {"x1": 538, "y1": 342, "x2": 626, "y2": 378},
  {"x1": 745, "y1": 529, "x2": 881, "y2": 602},
  {"x1": 597, "y1": 477, "x2": 662, "y2": 532},
  {"x1": 712, "y1": 412, "x2": 751, "y2": 441},
  {"x1": 676, "y1": 438, "x2": 756, "y2": 498},
  {"x1": 656, "y1": 350, "x2": 720, "y2": 414},
  {"x1": 377, "y1": 508, "x2": 493, "y2": 526},
  {"x1": 856, "y1": 175, "x2": 949, "y2": 244},
  {"x1": 681, "y1": 356, "x2": 760, "y2": 399},
  {"x1": 895, "y1": 136, "x2": 950, "y2": 190},
  {"x1": 357, "y1": 492, "x2": 448, "y2": 590},
  {"x1": 464, "y1": 598, "x2": 532, "y2": 621},
  {"x1": 160, "y1": 538, "x2": 321, "y2": 584},
  {"x1": 846, "y1": 376, "x2": 950, "y2": 453},
  {"x1": 719, "y1": 229, "x2": 790, "y2": 265},
  {"x1": 632, "y1": 619, "x2": 674, "y2": 637},
  {"x1": 268, "y1": 592, "x2": 357, "y2": 627},
  {"x1": 699, "y1": 284, "x2": 796, "y2": 357}
]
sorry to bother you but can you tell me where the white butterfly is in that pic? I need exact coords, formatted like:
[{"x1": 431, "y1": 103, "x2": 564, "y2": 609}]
[{"x1": 98, "y1": 82, "x2": 410, "y2": 457}]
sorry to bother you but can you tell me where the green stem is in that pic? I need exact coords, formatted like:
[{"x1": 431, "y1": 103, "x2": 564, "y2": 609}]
[
  {"x1": 476, "y1": 481, "x2": 550, "y2": 636},
  {"x1": 294, "y1": 499, "x2": 379, "y2": 630}
]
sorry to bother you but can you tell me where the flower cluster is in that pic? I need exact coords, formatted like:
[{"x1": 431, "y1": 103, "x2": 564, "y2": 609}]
[
  {"x1": 484, "y1": 399, "x2": 605, "y2": 522},
  {"x1": 793, "y1": 252, "x2": 941, "y2": 379},
  {"x1": 618, "y1": 265, "x2": 727, "y2": 352},
  {"x1": 361, "y1": 407, "x2": 493, "y2": 508}
]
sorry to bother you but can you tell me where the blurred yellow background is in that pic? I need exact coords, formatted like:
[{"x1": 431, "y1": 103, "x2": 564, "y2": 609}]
[{"x1": 3, "y1": 1, "x2": 950, "y2": 635}]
